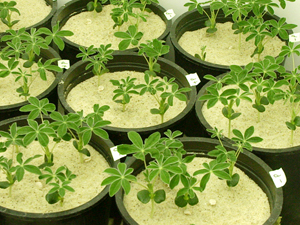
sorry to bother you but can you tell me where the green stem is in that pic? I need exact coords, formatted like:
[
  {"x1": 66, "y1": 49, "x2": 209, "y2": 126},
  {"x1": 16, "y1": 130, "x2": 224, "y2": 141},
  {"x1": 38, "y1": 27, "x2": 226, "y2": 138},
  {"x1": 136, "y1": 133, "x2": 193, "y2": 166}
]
[
  {"x1": 291, "y1": 129, "x2": 294, "y2": 146},
  {"x1": 228, "y1": 119, "x2": 231, "y2": 139}
]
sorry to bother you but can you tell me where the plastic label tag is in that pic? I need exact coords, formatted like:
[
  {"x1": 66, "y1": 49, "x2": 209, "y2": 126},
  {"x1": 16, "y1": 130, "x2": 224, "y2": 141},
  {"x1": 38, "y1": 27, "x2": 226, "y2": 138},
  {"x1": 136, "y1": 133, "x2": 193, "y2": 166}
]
[
  {"x1": 186, "y1": 73, "x2": 201, "y2": 86},
  {"x1": 164, "y1": 9, "x2": 176, "y2": 20},
  {"x1": 289, "y1": 33, "x2": 300, "y2": 42},
  {"x1": 58, "y1": 60, "x2": 70, "y2": 69},
  {"x1": 269, "y1": 168, "x2": 287, "y2": 188},
  {"x1": 110, "y1": 146, "x2": 126, "y2": 161}
]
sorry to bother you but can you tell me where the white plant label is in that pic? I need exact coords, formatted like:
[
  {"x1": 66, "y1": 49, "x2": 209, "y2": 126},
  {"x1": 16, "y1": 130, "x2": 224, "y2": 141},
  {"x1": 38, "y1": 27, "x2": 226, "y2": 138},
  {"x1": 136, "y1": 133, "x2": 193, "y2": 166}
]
[
  {"x1": 289, "y1": 33, "x2": 300, "y2": 42},
  {"x1": 110, "y1": 146, "x2": 126, "y2": 161},
  {"x1": 58, "y1": 60, "x2": 70, "y2": 69},
  {"x1": 269, "y1": 168, "x2": 287, "y2": 188},
  {"x1": 186, "y1": 73, "x2": 201, "y2": 86},
  {"x1": 164, "y1": 9, "x2": 175, "y2": 20}
]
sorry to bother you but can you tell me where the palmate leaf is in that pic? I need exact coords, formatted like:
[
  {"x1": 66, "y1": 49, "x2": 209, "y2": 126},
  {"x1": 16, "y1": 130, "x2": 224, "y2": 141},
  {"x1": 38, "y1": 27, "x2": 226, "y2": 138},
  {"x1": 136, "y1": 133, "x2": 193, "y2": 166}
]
[{"x1": 102, "y1": 163, "x2": 136, "y2": 197}]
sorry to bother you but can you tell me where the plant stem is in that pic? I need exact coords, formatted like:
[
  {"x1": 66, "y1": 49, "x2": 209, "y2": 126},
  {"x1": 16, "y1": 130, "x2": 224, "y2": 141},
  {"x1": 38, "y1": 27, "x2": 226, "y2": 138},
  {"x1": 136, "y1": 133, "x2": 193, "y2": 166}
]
[
  {"x1": 228, "y1": 119, "x2": 231, "y2": 139},
  {"x1": 291, "y1": 129, "x2": 294, "y2": 146}
]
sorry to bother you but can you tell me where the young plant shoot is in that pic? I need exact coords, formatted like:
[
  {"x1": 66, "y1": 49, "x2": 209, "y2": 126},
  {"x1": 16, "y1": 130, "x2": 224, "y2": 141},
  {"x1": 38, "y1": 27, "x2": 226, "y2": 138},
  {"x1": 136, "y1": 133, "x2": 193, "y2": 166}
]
[
  {"x1": 110, "y1": 76, "x2": 140, "y2": 112},
  {"x1": 0, "y1": 1, "x2": 20, "y2": 29},
  {"x1": 76, "y1": 44, "x2": 114, "y2": 86}
]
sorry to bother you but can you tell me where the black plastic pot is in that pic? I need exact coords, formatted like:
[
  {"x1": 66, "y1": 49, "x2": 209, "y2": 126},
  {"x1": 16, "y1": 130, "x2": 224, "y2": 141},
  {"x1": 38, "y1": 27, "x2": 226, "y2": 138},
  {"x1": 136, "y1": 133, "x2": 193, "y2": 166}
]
[
  {"x1": 57, "y1": 52, "x2": 197, "y2": 145},
  {"x1": 51, "y1": 0, "x2": 172, "y2": 65},
  {"x1": 0, "y1": 46, "x2": 63, "y2": 122},
  {"x1": 195, "y1": 76, "x2": 300, "y2": 225},
  {"x1": 115, "y1": 137, "x2": 283, "y2": 225},
  {"x1": 170, "y1": 6, "x2": 288, "y2": 91},
  {"x1": 0, "y1": 115, "x2": 116, "y2": 225},
  {"x1": 0, "y1": 0, "x2": 57, "y2": 38}
]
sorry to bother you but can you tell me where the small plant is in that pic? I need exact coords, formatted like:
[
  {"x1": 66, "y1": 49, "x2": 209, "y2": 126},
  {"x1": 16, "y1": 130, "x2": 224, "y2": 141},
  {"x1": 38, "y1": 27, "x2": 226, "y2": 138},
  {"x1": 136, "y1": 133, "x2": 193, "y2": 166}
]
[
  {"x1": 0, "y1": 23, "x2": 73, "y2": 100},
  {"x1": 277, "y1": 42, "x2": 300, "y2": 146},
  {"x1": 136, "y1": 73, "x2": 191, "y2": 123},
  {"x1": 195, "y1": 45, "x2": 207, "y2": 61},
  {"x1": 0, "y1": 153, "x2": 42, "y2": 196},
  {"x1": 184, "y1": 0, "x2": 221, "y2": 34},
  {"x1": 238, "y1": 16, "x2": 297, "y2": 60},
  {"x1": 76, "y1": 44, "x2": 114, "y2": 86},
  {"x1": 110, "y1": 0, "x2": 156, "y2": 30},
  {"x1": 0, "y1": 1, "x2": 20, "y2": 29},
  {"x1": 86, "y1": 0, "x2": 108, "y2": 14},
  {"x1": 110, "y1": 76, "x2": 140, "y2": 112},
  {"x1": 39, "y1": 165, "x2": 76, "y2": 206},
  {"x1": 207, "y1": 126, "x2": 263, "y2": 187},
  {"x1": 199, "y1": 66, "x2": 253, "y2": 138}
]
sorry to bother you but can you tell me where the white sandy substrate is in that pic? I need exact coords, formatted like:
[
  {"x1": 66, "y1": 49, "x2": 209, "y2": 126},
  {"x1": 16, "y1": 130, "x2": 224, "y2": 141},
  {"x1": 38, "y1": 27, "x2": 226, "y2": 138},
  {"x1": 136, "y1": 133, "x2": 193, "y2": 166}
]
[
  {"x1": 202, "y1": 84, "x2": 300, "y2": 148},
  {"x1": 66, "y1": 71, "x2": 186, "y2": 128},
  {"x1": 0, "y1": 138, "x2": 110, "y2": 213},
  {"x1": 0, "y1": 59, "x2": 55, "y2": 106},
  {"x1": 61, "y1": 4, "x2": 166, "y2": 50},
  {"x1": 124, "y1": 157, "x2": 270, "y2": 225},
  {"x1": 179, "y1": 22, "x2": 285, "y2": 66},
  {"x1": 0, "y1": 0, "x2": 52, "y2": 33}
]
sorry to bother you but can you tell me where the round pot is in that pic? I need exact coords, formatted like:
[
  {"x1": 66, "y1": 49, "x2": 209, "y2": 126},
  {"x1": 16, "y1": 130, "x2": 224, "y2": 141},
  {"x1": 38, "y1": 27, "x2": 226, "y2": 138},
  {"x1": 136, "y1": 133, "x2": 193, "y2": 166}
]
[
  {"x1": 0, "y1": 115, "x2": 117, "y2": 225},
  {"x1": 0, "y1": 46, "x2": 63, "y2": 121},
  {"x1": 0, "y1": 0, "x2": 57, "y2": 38},
  {"x1": 170, "y1": 6, "x2": 288, "y2": 91},
  {"x1": 57, "y1": 52, "x2": 197, "y2": 145},
  {"x1": 195, "y1": 76, "x2": 300, "y2": 225},
  {"x1": 51, "y1": 0, "x2": 172, "y2": 65},
  {"x1": 115, "y1": 137, "x2": 283, "y2": 225}
]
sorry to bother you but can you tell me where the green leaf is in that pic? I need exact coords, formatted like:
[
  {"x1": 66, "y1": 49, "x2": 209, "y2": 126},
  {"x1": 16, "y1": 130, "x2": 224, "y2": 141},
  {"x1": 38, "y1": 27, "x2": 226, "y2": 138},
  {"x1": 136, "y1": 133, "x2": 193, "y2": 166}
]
[
  {"x1": 153, "y1": 189, "x2": 166, "y2": 203},
  {"x1": 46, "y1": 191, "x2": 60, "y2": 204},
  {"x1": 137, "y1": 190, "x2": 151, "y2": 203},
  {"x1": 227, "y1": 173, "x2": 240, "y2": 187},
  {"x1": 175, "y1": 195, "x2": 188, "y2": 207}
]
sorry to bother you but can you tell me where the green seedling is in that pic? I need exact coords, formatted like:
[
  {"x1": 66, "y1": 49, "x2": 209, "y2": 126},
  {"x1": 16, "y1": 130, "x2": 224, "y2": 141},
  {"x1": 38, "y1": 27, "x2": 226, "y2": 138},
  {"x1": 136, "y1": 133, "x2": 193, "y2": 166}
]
[
  {"x1": 238, "y1": 17, "x2": 296, "y2": 61},
  {"x1": 87, "y1": 0, "x2": 108, "y2": 14},
  {"x1": 184, "y1": 0, "x2": 221, "y2": 34},
  {"x1": 195, "y1": 45, "x2": 207, "y2": 61},
  {"x1": 277, "y1": 42, "x2": 300, "y2": 146},
  {"x1": 138, "y1": 38, "x2": 170, "y2": 75},
  {"x1": 136, "y1": 73, "x2": 191, "y2": 123},
  {"x1": 110, "y1": 76, "x2": 140, "y2": 112},
  {"x1": 199, "y1": 67, "x2": 252, "y2": 138},
  {"x1": 207, "y1": 126, "x2": 262, "y2": 187},
  {"x1": 0, "y1": 1, "x2": 20, "y2": 29},
  {"x1": 0, "y1": 153, "x2": 41, "y2": 196},
  {"x1": 76, "y1": 44, "x2": 114, "y2": 86},
  {"x1": 39, "y1": 165, "x2": 76, "y2": 206},
  {"x1": 0, "y1": 23, "x2": 73, "y2": 100},
  {"x1": 110, "y1": 0, "x2": 155, "y2": 30}
]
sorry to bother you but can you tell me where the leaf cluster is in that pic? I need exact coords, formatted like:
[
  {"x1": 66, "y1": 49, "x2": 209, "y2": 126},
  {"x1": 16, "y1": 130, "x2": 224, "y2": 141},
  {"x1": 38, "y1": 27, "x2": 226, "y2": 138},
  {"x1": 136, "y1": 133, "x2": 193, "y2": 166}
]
[
  {"x1": 39, "y1": 166, "x2": 76, "y2": 205},
  {"x1": 76, "y1": 44, "x2": 114, "y2": 85},
  {"x1": 0, "y1": 1, "x2": 20, "y2": 29}
]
